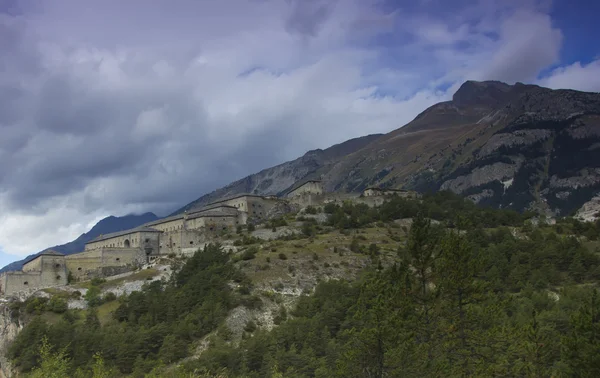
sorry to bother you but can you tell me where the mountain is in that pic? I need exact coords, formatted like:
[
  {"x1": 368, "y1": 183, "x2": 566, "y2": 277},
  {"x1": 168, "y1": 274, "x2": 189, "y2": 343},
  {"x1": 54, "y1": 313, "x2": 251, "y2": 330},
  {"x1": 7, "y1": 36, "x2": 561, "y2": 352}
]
[
  {"x1": 0, "y1": 212, "x2": 158, "y2": 273},
  {"x1": 170, "y1": 133, "x2": 384, "y2": 214},
  {"x1": 176, "y1": 80, "x2": 600, "y2": 218}
]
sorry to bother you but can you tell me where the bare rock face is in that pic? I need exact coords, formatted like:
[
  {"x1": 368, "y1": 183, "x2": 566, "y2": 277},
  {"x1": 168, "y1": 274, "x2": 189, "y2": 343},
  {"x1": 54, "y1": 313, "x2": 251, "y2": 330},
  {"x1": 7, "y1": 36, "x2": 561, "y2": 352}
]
[
  {"x1": 576, "y1": 194, "x2": 600, "y2": 222},
  {"x1": 441, "y1": 158, "x2": 524, "y2": 194},
  {"x1": 478, "y1": 129, "x2": 552, "y2": 158},
  {"x1": 0, "y1": 301, "x2": 20, "y2": 378}
]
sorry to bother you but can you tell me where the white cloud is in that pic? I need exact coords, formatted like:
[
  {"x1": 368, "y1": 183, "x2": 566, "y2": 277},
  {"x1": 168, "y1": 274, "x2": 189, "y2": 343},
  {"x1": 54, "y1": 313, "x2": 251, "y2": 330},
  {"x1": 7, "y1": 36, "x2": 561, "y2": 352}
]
[
  {"x1": 0, "y1": 0, "x2": 597, "y2": 261},
  {"x1": 538, "y1": 59, "x2": 600, "y2": 92}
]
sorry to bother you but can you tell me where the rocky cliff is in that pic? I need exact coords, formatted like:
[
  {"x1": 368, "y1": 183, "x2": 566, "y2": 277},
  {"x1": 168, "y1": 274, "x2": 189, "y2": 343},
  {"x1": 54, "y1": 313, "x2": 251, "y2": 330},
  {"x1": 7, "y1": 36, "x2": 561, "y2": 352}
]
[
  {"x1": 176, "y1": 80, "x2": 600, "y2": 218},
  {"x1": 0, "y1": 301, "x2": 20, "y2": 378}
]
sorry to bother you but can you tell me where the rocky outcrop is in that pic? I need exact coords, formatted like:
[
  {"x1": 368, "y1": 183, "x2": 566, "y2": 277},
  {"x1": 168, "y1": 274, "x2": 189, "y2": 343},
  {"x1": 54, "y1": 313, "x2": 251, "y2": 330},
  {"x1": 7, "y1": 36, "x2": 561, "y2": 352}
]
[
  {"x1": 440, "y1": 159, "x2": 524, "y2": 194},
  {"x1": 576, "y1": 194, "x2": 600, "y2": 222},
  {"x1": 478, "y1": 129, "x2": 551, "y2": 158},
  {"x1": 0, "y1": 300, "x2": 20, "y2": 378}
]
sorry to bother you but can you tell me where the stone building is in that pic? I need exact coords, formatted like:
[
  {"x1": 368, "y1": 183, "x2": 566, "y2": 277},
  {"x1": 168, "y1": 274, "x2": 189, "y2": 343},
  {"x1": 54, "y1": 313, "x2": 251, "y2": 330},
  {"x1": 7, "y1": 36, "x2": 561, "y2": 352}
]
[
  {"x1": 362, "y1": 187, "x2": 418, "y2": 198},
  {"x1": 287, "y1": 180, "x2": 323, "y2": 198},
  {"x1": 205, "y1": 194, "x2": 279, "y2": 221},
  {"x1": 0, "y1": 192, "x2": 296, "y2": 295},
  {"x1": 0, "y1": 251, "x2": 67, "y2": 296},
  {"x1": 65, "y1": 247, "x2": 149, "y2": 281},
  {"x1": 85, "y1": 227, "x2": 161, "y2": 253}
]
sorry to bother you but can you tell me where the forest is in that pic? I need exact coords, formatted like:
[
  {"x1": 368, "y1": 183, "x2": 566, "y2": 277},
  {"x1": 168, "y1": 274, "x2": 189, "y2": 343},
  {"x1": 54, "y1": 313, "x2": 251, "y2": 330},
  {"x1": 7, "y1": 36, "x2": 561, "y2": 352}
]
[{"x1": 7, "y1": 192, "x2": 600, "y2": 377}]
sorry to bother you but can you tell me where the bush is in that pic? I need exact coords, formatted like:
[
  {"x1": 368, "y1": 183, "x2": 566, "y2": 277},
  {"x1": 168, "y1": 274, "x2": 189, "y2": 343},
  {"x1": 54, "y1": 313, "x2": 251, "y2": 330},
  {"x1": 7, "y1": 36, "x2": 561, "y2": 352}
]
[
  {"x1": 305, "y1": 206, "x2": 318, "y2": 214},
  {"x1": 90, "y1": 277, "x2": 106, "y2": 286},
  {"x1": 85, "y1": 286, "x2": 103, "y2": 307},
  {"x1": 244, "y1": 320, "x2": 257, "y2": 333},
  {"x1": 312, "y1": 252, "x2": 319, "y2": 261},
  {"x1": 247, "y1": 223, "x2": 256, "y2": 232},
  {"x1": 103, "y1": 292, "x2": 117, "y2": 302},
  {"x1": 25, "y1": 297, "x2": 48, "y2": 315},
  {"x1": 241, "y1": 246, "x2": 259, "y2": 261},
  {"x1": 278, "y1": 253, "x2": 288, "y2": 260},
  {"x1": 47, "y1": 296, "x2": 68, "y2": 314}
]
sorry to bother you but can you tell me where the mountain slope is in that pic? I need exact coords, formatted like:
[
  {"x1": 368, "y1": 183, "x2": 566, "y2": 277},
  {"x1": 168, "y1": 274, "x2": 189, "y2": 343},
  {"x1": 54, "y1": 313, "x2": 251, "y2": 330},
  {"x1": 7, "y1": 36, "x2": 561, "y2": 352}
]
[
  {"x1": 176, "y1": 80, "x2": 600, "y2": 218},
  {"x1": 171, "y1": 133, "x2": 383, "y2": 214},
  {"x1": 0, "y1": 212, "x2": 158, "y2": 273}
]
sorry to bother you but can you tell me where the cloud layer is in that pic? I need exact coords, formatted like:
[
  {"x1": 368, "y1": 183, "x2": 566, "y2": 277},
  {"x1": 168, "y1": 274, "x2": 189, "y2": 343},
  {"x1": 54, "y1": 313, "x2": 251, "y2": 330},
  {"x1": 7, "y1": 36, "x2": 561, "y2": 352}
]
[{"x1": 0, "y1": 0, "x2": 599, "y2": 262}]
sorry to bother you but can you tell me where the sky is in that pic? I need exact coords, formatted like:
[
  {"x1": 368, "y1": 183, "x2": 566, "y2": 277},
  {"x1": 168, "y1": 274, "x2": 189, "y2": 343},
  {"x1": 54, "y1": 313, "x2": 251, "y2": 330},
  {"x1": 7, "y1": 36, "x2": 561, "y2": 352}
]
[{"x1": 1, "y1": 0, "x2": 599, "y2": 268}]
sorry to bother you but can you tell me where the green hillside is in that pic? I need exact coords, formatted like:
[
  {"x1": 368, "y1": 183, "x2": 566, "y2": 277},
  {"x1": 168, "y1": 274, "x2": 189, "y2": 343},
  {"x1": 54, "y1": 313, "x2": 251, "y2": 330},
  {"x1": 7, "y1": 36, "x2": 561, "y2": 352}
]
[{"x1": 7, "y1": 193, "x2": 600, "y2": 377}]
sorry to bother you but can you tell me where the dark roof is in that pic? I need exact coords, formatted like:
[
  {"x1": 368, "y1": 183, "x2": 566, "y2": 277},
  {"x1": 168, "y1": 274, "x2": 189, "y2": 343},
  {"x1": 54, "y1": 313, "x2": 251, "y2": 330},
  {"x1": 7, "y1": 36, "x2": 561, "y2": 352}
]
[
  {"x1": 88, "y1": 226, "x2": 160, "y2": 243},
  {"x1": 206, "y1": 193, "x2": 266, "y2": 206},
  {"x1": 188, "y1": 209, "x2": 238, "y2": 220},
  {"x1": 191, "y1": 203, "x2": 238, "y2": 212},
  {"x1": 23, "y1": 250, "x2": 65, "y2": 265},
  {"x1": 143, "y1": 214, "x2": 184, "y2": 227},
  {"x1": 364, "y1": 187, "x2": 409, "y2": 192}
]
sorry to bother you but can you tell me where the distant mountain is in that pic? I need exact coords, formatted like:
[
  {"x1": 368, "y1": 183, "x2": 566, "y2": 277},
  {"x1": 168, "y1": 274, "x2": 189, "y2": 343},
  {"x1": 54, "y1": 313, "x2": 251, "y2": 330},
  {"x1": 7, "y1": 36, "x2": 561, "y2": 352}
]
[
  {"x1": 175, "y1": 80, "x2": 600, "y2": 218},
  {"x1": 0, "y1": 212, "x2": 158, "y2": 273}
]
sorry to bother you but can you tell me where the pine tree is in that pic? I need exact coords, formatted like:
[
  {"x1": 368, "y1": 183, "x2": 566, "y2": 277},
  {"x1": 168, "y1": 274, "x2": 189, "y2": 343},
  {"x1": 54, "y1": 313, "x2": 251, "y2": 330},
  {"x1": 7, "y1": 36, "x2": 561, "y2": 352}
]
[{"x1": 562, "y1": 289, "x2": 600, "y2": 377}]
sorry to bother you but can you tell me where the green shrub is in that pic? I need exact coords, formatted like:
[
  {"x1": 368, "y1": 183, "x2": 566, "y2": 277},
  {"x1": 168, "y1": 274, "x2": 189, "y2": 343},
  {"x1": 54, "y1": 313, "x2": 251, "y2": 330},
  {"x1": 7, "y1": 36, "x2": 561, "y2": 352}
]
[
  {"x1": 278, "y1": 253, "x2": 288, "y2": 260},
  {"x1": 244, "y1": 320, "x2": 257, "y2": 333},
  {"x1": 241, "y1": 246, "x2": 259, "y2": 260},
  {"x1": 103, "y1": 292, "x2": 117, "y2": 302},
  {"x1": 90, "y1": 277, "x2": 106, "y2": 286},
  {"x1": 305, "y1": 206, "x2": 318, "y2": 214},
  {"x1": 47, "y1": 296, "x2": 68, "y2": 314}
]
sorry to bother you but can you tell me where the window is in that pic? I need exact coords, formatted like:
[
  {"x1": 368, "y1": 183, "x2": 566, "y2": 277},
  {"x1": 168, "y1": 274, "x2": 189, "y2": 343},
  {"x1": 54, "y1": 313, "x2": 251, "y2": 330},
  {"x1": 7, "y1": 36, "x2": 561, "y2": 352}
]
[
  {"x1": 145, "y1": 238, "x2": 150, "y2": 243},
  {"x1": 78, "y1": 267, "x2": 82, "y2": 271},
  {"x1": 190, "y1": 241, "x2": 194, "y2": 245},
  {"x1": 116, "y1": 258, "x2": 120, "y2": 261},
  {"x1": 55, "y1": 263, "x2": 60, "y2": 268},
  {"x1": 56, "y1": 275, "x2": 61, "y2": 280},
  {"x1": 24, "y1": 281, "x2": 28, "y2": 285}
]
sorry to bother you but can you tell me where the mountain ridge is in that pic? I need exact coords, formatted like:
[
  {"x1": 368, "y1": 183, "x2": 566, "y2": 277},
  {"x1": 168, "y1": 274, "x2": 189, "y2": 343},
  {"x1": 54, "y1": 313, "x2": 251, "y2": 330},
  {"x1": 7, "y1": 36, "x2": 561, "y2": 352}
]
[{"x1": 175, "y1": 80, "x2": 600, "y2": 218}]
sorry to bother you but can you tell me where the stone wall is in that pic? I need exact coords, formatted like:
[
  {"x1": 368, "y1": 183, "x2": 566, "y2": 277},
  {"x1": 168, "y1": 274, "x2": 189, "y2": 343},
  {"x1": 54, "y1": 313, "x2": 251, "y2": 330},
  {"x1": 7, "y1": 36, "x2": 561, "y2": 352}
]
[
  {"x1": 85, "y1": 230, "x2": 161, "y2": 251},
  {"x1": 65, "y1": 248, "x2": 146, "y2": 281},
  {"x1": 0, "y1": 272, "x2": 43, "y2": 296},
  {"x1": 21, "y1": 257, "x2": 42, "y2": 273},
  {"x1": 288, "y1": 181, "x2": 323, "y2": 197},
  {"x1": 145, "y1": 217, "x2": 185, "y2": 233},
  {"x1": 64, "y1": 250, "x2": 103, "y2": 280},
  {"x1": 39, "y1": 255, "x2": 68, "y2": 288}
]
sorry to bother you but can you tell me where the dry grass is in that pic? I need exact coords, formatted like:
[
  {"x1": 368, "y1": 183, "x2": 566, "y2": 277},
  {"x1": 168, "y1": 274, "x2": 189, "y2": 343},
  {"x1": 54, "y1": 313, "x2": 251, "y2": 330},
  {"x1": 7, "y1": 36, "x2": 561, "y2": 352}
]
[{"x1": 238, "y1": 224, "x2": 402, "y2": 285}]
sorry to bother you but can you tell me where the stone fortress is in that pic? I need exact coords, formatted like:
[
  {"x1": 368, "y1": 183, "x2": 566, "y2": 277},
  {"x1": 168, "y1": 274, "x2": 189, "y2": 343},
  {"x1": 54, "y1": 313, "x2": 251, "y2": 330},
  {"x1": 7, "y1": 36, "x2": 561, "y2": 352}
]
[{"x1": 0, "y1": 180, "x2": 416, "y2": 296}]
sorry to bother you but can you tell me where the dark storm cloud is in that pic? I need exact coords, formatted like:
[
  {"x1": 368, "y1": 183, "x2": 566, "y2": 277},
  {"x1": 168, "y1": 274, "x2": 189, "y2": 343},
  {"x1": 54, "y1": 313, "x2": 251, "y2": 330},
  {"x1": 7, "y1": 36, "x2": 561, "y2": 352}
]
[{"x1": 285, "y1": 0, "x2": 334, "y2": 37}]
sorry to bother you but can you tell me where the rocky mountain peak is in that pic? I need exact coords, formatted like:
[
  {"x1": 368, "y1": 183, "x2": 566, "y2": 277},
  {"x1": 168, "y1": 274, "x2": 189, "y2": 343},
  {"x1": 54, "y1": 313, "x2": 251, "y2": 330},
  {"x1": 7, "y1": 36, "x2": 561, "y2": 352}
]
[{"x1": 452, "y1": 80, "x2": 514, "y2": 107}]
